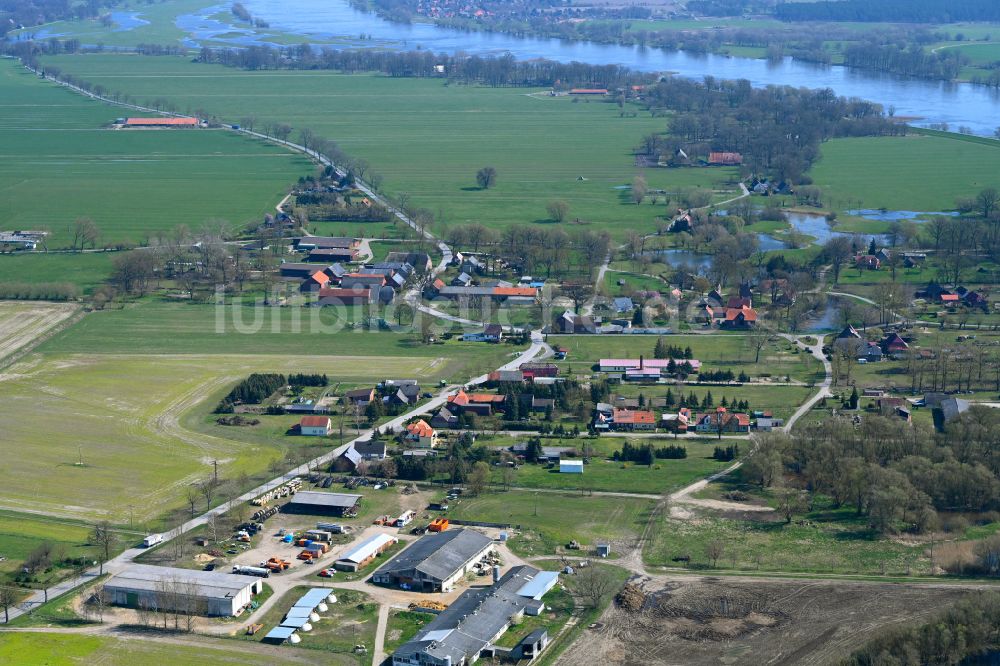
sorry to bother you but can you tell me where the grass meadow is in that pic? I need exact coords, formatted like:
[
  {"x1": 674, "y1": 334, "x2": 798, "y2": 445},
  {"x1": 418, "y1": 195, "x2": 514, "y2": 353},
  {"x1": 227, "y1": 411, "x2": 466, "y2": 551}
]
[
  {"x1": 811, "y1": 133, "x2": 1000, "y2": 212},
  {"x1": 0, "y1": 632, "x2": 332, "y2": 666},
  {"x1": 0, "y1": 60, "x2": 313, "y2": 247},
  {"x1": 447, "y1": 489, "x2": 654, "y2": 557},
  {"x1": 40, "y1": 54, "x2": 739, "y2": 241}
]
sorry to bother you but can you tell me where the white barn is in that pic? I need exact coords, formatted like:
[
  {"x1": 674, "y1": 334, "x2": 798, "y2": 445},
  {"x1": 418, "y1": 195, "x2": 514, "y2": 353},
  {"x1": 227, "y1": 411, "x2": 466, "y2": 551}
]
[{"x1": 103, "y1": 564, "x2": 263, "y2": 617}]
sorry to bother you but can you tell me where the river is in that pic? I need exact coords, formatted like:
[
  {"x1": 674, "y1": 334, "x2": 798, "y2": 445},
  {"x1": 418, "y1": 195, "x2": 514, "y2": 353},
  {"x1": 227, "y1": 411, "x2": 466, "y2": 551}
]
[{"x1": 225, "y1": 0, "x2": 1000, "y2": 135}]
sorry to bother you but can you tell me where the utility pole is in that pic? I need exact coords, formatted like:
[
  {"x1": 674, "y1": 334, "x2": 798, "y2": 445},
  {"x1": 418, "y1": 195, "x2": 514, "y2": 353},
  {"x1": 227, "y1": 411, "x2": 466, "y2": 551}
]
[{"x1": 212, "y1": 460, "x2": 218, "y2": 483}]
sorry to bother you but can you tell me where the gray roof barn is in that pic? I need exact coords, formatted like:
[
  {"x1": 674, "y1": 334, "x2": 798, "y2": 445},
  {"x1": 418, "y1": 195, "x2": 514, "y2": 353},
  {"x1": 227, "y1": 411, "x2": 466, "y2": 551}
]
[
  {"x1": 391, "y1": 565, "x2": 551, "y2": 666},
  {"x1": 284, "y1": 491, "x2": 362, "y2": 516},
  {"x1": 373, "y1": 529, "x2": 492, "y2": 591}
]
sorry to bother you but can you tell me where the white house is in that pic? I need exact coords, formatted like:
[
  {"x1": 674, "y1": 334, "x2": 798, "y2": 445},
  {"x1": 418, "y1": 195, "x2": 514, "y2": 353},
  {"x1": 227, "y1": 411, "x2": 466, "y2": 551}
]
[
  {"x1": 559, "y1": 459, "x2": 584, "y2": 474},
  {"x1": 300, "y1": 415, "x2": 332, "y2": 436}
]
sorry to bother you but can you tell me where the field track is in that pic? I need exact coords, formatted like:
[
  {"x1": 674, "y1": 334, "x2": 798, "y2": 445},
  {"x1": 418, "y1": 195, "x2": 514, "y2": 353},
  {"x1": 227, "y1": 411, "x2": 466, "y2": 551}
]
[{"x1": 0, "y1": 301, "x2": 80, "y2": 366}]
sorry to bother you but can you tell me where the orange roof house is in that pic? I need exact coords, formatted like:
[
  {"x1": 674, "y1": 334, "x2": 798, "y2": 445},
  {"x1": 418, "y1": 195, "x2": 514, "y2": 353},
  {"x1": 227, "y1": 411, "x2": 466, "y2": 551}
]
[
  {"x1": 404, "y1": 419, "x2": 438, "y2": 448},
  {"x1": 612, "y1": 408, "x2": 656, "y2": 431}
]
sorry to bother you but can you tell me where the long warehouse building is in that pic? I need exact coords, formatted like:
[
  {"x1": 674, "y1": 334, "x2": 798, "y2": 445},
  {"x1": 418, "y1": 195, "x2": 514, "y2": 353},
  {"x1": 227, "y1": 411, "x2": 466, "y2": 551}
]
[
  {"x1": 373, "y1": 528, "x2": 493, "y2": 592},
  {"x1": 103, "y1": 564, "x2": 264, "y2": 617}
]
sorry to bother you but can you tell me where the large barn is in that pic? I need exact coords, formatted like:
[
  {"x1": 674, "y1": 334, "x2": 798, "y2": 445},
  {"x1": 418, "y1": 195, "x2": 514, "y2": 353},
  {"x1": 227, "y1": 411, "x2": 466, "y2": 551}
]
[
  {"x1": 283, "y1": 491, "x2": 362, "y2": 517},
  {"x1": 372, "y1": 528, "x2": 493, "y2": 592},
  {"x1": 103, "y1": 564, "x2": 263, "y2": 617}
]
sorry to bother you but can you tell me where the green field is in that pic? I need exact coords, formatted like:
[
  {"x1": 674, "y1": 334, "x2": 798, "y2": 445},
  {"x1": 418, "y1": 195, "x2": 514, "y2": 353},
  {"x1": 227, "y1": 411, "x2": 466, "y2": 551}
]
[
  {"x1": 0, "y1": 253, "x2": 116, "y2": 295},
  {"x1": 496, "y1": 439, "x2": 734, "y2": 494},
  {"x1": 39, "y1": 54, "x2": 739, "y2": 241},
  {"x1": 0, "y1": 61, "x2": 312, "y2": 247},
  {"x1": 0, "y1": 346, "x2": 477, "y2": 523},
  {"x1": 810, "y1": 133, "x2": 1000, "y2": 213},
  {"x1": 0, "y1": 632, "x2": 328, "y2": 666},
  {"x1": 448, "y1": 490, "x2": 654, "y2": 557}
]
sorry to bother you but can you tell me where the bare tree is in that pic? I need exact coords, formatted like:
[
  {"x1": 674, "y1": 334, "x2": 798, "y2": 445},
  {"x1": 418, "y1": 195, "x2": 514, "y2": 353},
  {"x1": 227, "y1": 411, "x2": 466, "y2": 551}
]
[
  {"x1": 72, "y1": 217, "x2": 100, "y2": 252},
  {"x1": 575, "y1": 566, "x2": 616, "y2": 609},
  {"x1": 90, "y1": 521, "x2": 117, "y2": 575},
  {"x1": 546, "y1": 200, "x2": 570, "y2": 223},
  {"x1": 705, "y1": 539, "x2": 725, "y2": 567},
  {"x1": 476, "y1": 166, "x2": 498, "y2": 190},
  {"x1": 631, "y1": 174, "x2": 648, "y2": 205},
  {"x1": 0, "y1": 586, "x2": 18, "y2": 623}
]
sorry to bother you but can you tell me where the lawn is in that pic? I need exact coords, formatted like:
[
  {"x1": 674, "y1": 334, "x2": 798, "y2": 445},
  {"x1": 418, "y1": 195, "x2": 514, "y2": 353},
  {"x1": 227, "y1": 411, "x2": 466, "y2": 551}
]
[
  {"x1": 0, "y1": 61, "x2": 313, "y2": 248},
  {"x1": 252, "y1": 586, "x2": 377, "y2": 662},
  {"x1": 447, "y1": 490, "x2": 654, "y2": 557},
  {"x1": 0, "y1": 631, "x2": 329, "y2": 666},
  {"x1": 810, "y1": 133, "x2": 1000, "y2": 213},
  {"x1": 39, "y1": 54, "x2": 739, "y2": 241},
  {"x1": 548, "y1": 333, "x2": 826, "y2": 384},
  {"x1": 383, "y1": 610, "x2": 435, "y2": 653},
  {"x1": 478, "y1": 437, "x2": 737, "y2": 495}
]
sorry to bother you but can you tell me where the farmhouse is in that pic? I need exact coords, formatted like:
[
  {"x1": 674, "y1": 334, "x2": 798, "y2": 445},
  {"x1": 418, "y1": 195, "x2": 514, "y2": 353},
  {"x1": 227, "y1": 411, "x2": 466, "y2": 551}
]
[
  {"x1": 341, "y1": 273, "x2": 386, "y2": 291},
  {"x1": 391, "y1": 565, "x2": 557, "y2": 666},
  {"x1": 103, "y1": 564, "x2": 263, "y2": 617},
  {"x1": 344, "y1": 388, "x2": 376, "y2": 406},
  {"x1": 611, "y1": 408, "x2": 657, "y2": 431},
  {"x1": 404, "y1": 419, "x2": 438, "y2": 448},
  {"x1": 124, "y1": 117, "x2": 199, "y2": 127},
  {"x1": 553, "y1": 310, "x2": 598, "y2": 334},
  {"x1": 280, "y1": 262, "x2": 337, "y2": 279},
  {"x1": 385, "y1": 251, "x2": 433, "y2": 272},
  {"x1": 334, "y1": 533, "x2": 398, "y2": 572},
  {"x1": 283, "y1": 491, "x2": 362, "y2": 517},
  {"x1": 299, "y1": 415, "x2": 332, "y2": 436},
  {"x1": 333, "y1": 439, "x2": 388, "y2": 472},
  {"x1": 694, "y1": 408, "x2": 751, "y2": 434},
  {"x1": 372, "y1": 528, "x2": 493, "y2": 592},
  {"x1": 448, "y1": 390, "x2": 506, "y2": 416},
  {"x1": 721, "y1": 305, "x2": 758, "y2": 329},
  {"x1": 300, "y1": 270, "x2": 331, "y2": 292}
]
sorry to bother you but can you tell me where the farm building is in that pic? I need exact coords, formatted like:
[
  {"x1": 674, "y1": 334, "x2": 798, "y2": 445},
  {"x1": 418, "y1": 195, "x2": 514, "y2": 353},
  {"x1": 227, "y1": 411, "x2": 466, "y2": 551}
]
[
  {"x1": 299, "y1": 415, "x2": 332, "y2": 436},
  {"x1": 391, "y1": 565, "x2": 557, "y2": 666},
  {"x1": 103, "y1": 564, "x2": 263, "y2": 617},
  {"x1": 279, "y1": 262, "x2": 336, "y2": 279},
  {"x1": 559, "y1": 459, "x2": 584, "y2": 474},
  {"x1": 297, "y1": 236, "x2": 359, "y2": 250},
  {"x1": 283, "y1": 491, "x2": 362, "y2": 517},
  {"x1": 373, "y1": 528, "x2": 493, "y2": 592},
  {"x1": 334, "y1": 533, "x2": 398, "y2": 571},
  {"x1": 123, "y1": 117, "x2": 199, "y2": 127},
  {"x1": 308, "y1": 247, "x2": 358, "y2": 262},
  {"x1": 316, "y1": 286, "x2": 376, "y2": 306}
]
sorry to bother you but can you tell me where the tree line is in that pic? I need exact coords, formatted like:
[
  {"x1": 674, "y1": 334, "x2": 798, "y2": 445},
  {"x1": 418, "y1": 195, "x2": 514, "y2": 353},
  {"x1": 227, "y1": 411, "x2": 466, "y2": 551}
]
[{"x1": 216, "y1": 373, "x2": 286, "y2": 413}]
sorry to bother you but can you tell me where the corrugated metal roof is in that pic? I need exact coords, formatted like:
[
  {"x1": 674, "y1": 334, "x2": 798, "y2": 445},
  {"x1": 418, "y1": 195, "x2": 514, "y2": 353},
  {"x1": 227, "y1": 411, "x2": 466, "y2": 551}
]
[
  {"x1": 516, "y1": 570, "x2": 559, "y2": 600},
  {"x1": 374, "y1": 529, "x2": 492, "y2": 582},
  {"x1": 288, "y1": 491, "x2": 361, "y2": 509},
  {"x1": 339, "y1": 533, "x2": 396, "y2": 564},
  {"x1": 294, "y1": 588, "x2": 332, "y2": 609},
  {"x1": 280, "y1": 616, "x2": 312, "y2": 628},
  {"x1": 264, "y1": 627, "x2": 297, "y2": 640}
]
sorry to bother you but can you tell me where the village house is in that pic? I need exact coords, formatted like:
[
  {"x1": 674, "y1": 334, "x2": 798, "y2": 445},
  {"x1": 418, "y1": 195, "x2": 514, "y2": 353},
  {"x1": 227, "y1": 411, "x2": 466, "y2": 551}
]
[
  {"x1": 299, "y1": 415, "x2": 332, "y2": 436},
  {"x1": 344, "y1": 388, "x2": 376, "y2": 406},
  {"x1": 661, "y1": 407, "x2": 692, "y2": 433},
  {"x1": 611, "y1": 408, "x2": 657, "y2": 432},
  {"x1": 855, "y1": 255, "x2": 881, "y2": 270},
  {"x1": 403, "y1": 419, "x2": 438, "y2": 448},
  {"x1": 385, "y1": 251, "x2": 432, "y2": 273},
  {"x1": 430, "y1": 407, "x2": 459, "y2": 430},
  {"x1": 300, "y1": 270, "x2": 331, "y2": 293},
  {"x1": 721, "y1": 305, "x2": 758, "y2": 329},
  {"x1": 552, "y1": 310, "x2": 597, "y2": 334},
  {"x1": 448, "y1": 389, "x2": 506, "y2": 416},
  {"x1": 463, "y1": 323, "x2": 503, "y2": 343},
  {"x1": 341, "y1": 273, "x2": 386, "y2": 292},
  {"x1": 694, "y1": 407, "x2": 751, "y2": 434}
]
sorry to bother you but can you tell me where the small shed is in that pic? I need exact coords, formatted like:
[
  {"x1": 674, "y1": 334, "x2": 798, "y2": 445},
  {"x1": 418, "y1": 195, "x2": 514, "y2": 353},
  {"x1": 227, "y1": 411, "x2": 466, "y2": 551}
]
[
  {"x1": 596, "y1": 543, "x2": 611, "y2": 558},
  {"x1": 559, "y1": 459, "x2": 584, "y2": 474}
]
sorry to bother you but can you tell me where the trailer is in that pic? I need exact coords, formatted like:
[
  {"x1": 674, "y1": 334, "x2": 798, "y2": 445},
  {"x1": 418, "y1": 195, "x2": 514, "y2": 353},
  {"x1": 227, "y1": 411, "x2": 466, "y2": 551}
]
[
  {"x1": 142, "y1": 534, "x2": 163, "y2": 548},
  {"x1": 232, "y1": 565, "x2": 270, "y2": 578},
  {"x1": 395, "y1": 510, "x2": 416, "y2": 528}
]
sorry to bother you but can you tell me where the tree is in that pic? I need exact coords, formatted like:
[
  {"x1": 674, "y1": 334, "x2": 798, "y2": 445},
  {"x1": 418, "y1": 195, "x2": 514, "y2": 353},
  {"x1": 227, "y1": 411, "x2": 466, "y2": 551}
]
[
  {"x1": 0, "y1": 586, "x2": 18, "y2": 624},
  {"x1": 776, "y1": 486, "x2": 807, "y2": 524},
  {"x1": 977, "y1": 187, "x2": 999, "y2": 219},
  {"x1": 72, "y1": 217, "x2": 100, "y2": 252},
  {"x1": 823, "y1": 236, "x2": 853, "y2": 284},
  {"x1": 575, "y1": 566, "x2": 616, "y2": 609},
  {"x1": 745, "y1": 324, "x2": 774, "y2": 364},
  {"x1": 705, "y1": 539, "x2": 725, "y2": 567},
  {"x1": 90, "y1": 521, "x2": 117, "y2": 575},
  {"x1": 546, "y1": 200, "x2": 570, "y2": 223},
  {"x1": 467, "y1": 461, "x2": 490, "y2": 496},
  {"x1": 631, "y1": 175, "x2": 647, "y2": 205},
  {"x1": 475, "y1": 166, "x2": 497, "y2": 190}
]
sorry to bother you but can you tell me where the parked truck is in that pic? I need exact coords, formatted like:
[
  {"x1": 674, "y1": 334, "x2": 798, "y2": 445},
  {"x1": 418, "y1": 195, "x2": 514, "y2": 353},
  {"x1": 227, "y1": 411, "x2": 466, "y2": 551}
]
[
  {"x1": 232, "y1": 565, "x2": 270, "y2": 578},
  {"x1": 142, "y1": 534, "x2": 163, "y2": 548}
]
